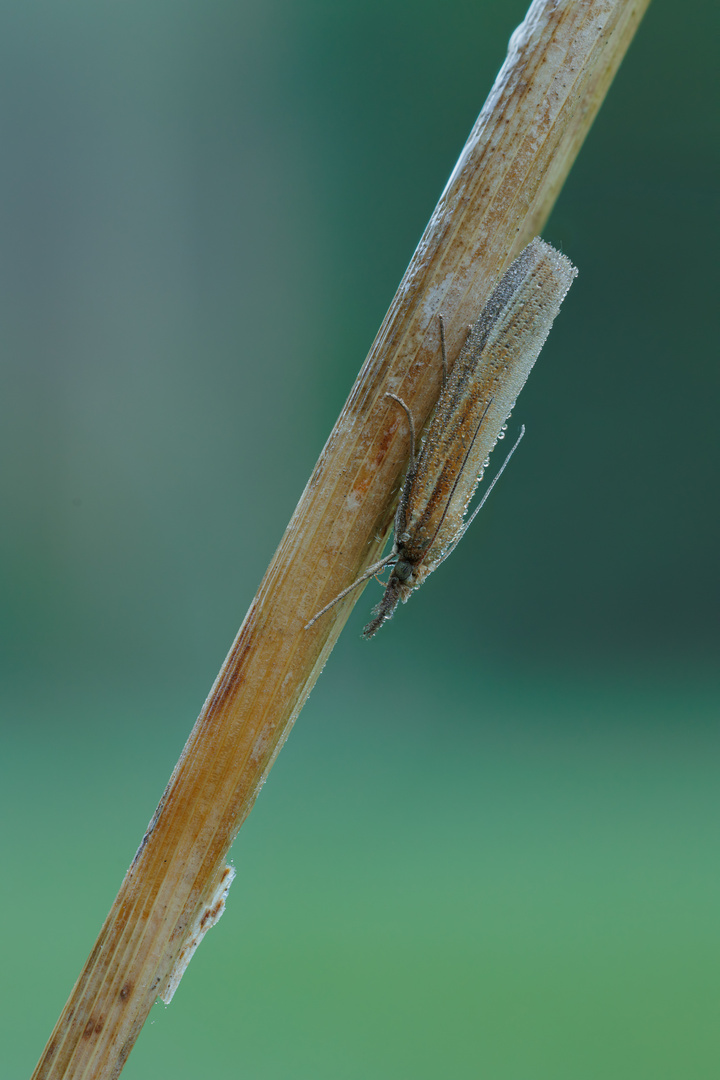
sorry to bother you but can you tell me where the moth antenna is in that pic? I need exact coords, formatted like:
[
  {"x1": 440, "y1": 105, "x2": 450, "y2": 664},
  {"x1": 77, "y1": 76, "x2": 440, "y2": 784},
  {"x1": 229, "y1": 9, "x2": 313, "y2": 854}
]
[
  {"x1": 385, "y1": 392, "x2": 417, "y2": 464},
  {"x1": 304, "y1": 553, "x2": 397, "y2": 629},
  {"x1": 438, "y1": 313, "x2": 448, "y2": 389}
]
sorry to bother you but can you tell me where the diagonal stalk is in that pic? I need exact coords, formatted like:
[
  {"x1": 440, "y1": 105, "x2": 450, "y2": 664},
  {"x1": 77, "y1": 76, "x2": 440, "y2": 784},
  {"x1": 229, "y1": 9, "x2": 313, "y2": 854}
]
[{"x1": 32, "y1": 2, "x2": 652, "y2": 1077}]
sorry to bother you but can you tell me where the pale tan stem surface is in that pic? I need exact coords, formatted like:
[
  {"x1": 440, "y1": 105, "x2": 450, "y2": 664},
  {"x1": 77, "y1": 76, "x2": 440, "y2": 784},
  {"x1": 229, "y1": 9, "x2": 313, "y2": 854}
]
[{"x1": 33, "y1": 2, "x2": 651, "y2": 1077}]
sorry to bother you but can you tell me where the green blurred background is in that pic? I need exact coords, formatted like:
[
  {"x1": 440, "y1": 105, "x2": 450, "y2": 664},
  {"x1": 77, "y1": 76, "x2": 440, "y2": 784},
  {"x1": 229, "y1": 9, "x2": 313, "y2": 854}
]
[{"x1": 3, "y1": 1, "x2": 718, "y2": 1077}]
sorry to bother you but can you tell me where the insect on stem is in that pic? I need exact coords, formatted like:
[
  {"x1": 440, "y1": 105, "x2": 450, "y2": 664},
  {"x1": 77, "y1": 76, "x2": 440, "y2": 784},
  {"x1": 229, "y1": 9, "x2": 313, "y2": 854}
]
[{"x1": 305, "y1": 237, "x2": 578, "y2": 638}]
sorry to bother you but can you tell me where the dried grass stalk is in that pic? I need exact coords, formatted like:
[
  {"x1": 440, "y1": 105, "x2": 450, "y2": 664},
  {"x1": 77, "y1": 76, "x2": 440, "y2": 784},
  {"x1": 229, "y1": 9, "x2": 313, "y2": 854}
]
[{"x1": 33, "y1": 1, "x2": 651, "y2": 1077}]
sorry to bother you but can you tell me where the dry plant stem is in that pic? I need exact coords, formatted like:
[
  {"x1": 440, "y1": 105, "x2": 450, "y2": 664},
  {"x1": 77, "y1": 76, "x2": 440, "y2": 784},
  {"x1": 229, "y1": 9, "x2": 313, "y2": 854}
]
[{"x1": 33, "y1": 1, "x2": 651, "y2": 1077}]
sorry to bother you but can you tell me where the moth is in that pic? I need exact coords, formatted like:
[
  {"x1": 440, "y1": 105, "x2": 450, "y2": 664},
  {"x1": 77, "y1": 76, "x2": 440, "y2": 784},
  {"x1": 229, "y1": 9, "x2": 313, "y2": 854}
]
[{"x1": 307, "y1": 237, "x2": 578, "y2": 637}]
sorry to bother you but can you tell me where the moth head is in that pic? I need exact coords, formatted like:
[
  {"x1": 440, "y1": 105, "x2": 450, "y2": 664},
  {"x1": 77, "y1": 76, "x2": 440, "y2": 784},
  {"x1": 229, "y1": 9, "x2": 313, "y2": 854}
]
[{"x1": 392, "y1": 558, "x2": 415, "y2": 585}]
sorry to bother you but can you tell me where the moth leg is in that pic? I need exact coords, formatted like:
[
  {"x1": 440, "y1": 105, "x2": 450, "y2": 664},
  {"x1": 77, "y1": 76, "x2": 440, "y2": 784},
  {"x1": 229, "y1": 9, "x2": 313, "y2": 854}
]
[
  {"x1": 435, "y1": 424, "x2": 526, "y2": 572},
  {"x1": 462, "y1": 423, "x2": 525, "y2": 533},
  {"x1": 304, "y1": 553, "x2": 397, "y2": 629},
  {"x1": 385, "y1": 392, "x2": 416, "y2": 465}
]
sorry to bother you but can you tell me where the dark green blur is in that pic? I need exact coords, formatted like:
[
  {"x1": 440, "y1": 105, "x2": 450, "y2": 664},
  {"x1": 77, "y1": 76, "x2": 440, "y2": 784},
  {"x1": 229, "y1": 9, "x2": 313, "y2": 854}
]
[{"x1": 2, "y1": 1, "x2": 718, "y2": 1077}]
